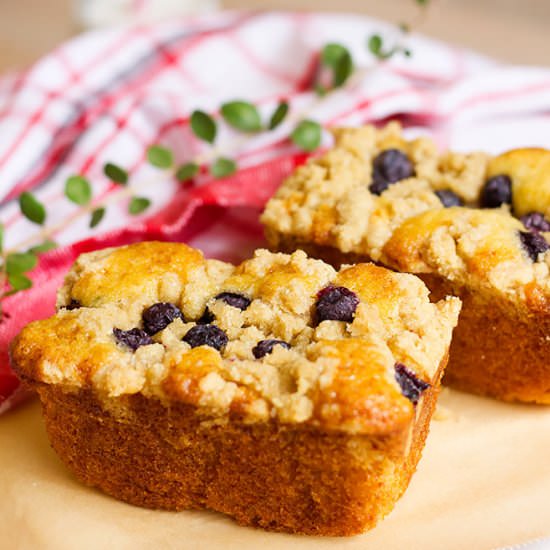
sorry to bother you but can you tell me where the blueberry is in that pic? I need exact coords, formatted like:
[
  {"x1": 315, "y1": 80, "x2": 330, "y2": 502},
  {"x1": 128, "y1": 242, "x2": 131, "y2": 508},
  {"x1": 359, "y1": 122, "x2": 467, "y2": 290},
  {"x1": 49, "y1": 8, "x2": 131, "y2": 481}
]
[
  {"x1": 519, "y1": 231, "x2": 550, "y2": 261},
  {"x1": 520, "y1": 212, "x2": 550, "y2": 233},
  {"x1": 480, "y1": 175, "x2": 512, "y2": 208},
  {"x1": 182, "y1": 324, "x2": 228, "y2": 351},
  {"x1": 369, "y1": 149, "x2": 415, "y2": 196},
  {"x1": 252, "y1": 339, "x2": 290, "y2": 359},
  {"x1": 197, "y1": 308, "x2": 215, "y2": 324},
  {"x1": 64, "y1": 299, "x2": 82, "y2": 310},
  {"x1": 368, "y1": 179, "x2": 390, "y2": 196},
  {"x1": 435, "y1": 189, "x2": 463, "y2": 208},
  {"x1": 113, "y1": 327, "x2": 153, "y2": 352},
  {"x1": 394, "y1": 363, "x2": 430, "y2": 405},
  {"x1": 314, "y1": 286, "x2": 359, "y2": 325},
  {"x1": 142, "y1": 302, "x2": 184, "y2": 335},
  {"x1": 215, "y1": 292, "x2": 251, "y2": 310}
]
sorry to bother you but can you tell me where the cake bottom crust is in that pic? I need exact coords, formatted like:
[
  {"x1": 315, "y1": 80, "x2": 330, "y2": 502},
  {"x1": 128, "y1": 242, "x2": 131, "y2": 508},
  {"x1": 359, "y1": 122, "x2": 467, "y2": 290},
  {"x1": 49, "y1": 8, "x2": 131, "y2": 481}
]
[
  {"x1": 271, "y1": 235, "x2": 550, "y2": 404},
  {"x1": 28, "y1": 371, "x2": 442, "y2": 537}
]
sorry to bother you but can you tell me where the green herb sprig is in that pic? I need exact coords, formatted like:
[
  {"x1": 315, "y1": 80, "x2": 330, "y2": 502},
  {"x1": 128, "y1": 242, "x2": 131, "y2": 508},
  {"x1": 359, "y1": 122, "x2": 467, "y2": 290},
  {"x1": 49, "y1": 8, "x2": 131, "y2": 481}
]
[
  {"x1": 368, "y1": 0, "x2": 430, "y2": 60},
  {"x1": 1, "y1": 0, "x2": 429, "y2": 315}
]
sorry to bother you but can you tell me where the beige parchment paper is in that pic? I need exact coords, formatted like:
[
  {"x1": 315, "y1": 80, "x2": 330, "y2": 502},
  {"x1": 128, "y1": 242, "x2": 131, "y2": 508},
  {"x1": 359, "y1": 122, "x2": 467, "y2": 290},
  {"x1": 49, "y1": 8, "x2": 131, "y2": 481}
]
[{"x1": 1, "y1": 389, "x2": 549, "y2": 550}]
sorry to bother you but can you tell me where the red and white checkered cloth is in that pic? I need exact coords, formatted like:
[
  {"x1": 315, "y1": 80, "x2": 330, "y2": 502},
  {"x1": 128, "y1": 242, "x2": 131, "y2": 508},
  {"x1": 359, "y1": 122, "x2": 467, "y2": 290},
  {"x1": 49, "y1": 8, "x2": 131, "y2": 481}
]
[{"x1": 2, "y1": 11, "x2": 550, "y2": 412}]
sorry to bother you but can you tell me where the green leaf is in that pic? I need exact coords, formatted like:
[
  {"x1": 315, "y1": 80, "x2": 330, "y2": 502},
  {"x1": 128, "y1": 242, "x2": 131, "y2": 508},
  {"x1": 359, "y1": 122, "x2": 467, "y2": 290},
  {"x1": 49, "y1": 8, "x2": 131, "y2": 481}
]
[
  {"x1": 90, "y1": 207, "x2": 106, "y2": 228},
  {"x1": 210, "y1": 157, "x2": 237, "y2": 179},
  {"x1": 268, "y1": 101, "x2": 289, "y2": 130},
  {"x1": 128, "y1": 197, "x2": 151, "y2": 215},
  {"x1": 176, "y1": 162, "x2": 199, "y2": 182},
  {"x1": 147, "y1": 145, "x2": 173, "y2": 169},
  {"x1": 321, "y1": 43, "x2": 348, "y2": 68},
  {"x1": 0, "y1": 223, "x2": 4, "y2": 254},
  {"x1": 333, "y1": 50, "x2": 353, "y2": 87},
  {"x1": 7, "y1": 273, "x2": 32, "y2": 293},
  {"x1": 314, "y1": 84, "x2": 327, "y2": 97},
  {"x1": 28, "y1": 240, "x2": 57, "y2": 254},
  {"x1": 368, "y1": 34, "x2": 383, "y2": 56},
  {"x1": 416, "y1": 0, "x2": 429, "y2": 5},
  {"x1": 320, "y1": 43, "x2": 353, "y2": 88},
  {"x1": 19, "y1": 192, "x2": 46, "y2": 225},
  {"x1": 65, "y1": 175, "x2": 92, "y2": 206},
  {"x1": 103, "y1": 162, "x2": 128, "y2": 185},
  {"x1": 221, "y1": 101, "x2": 262, "y2": 132},
  {"x1": 291, "y1": 120, "x2": 322, "y2": 152},
  {"x1": 190, "y1": 110, "x2": 217, "y2": 144},
  {"x1": 6, "y1": 252, "x2": 37, "y2": 275}
]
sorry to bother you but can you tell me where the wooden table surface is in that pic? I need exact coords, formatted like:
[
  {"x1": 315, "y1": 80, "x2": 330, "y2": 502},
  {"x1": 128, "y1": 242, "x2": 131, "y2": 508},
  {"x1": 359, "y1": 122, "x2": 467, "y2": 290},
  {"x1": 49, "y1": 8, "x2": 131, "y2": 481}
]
[{"x1": 0, "y1": 0, "x2": 549, "y2": 73}]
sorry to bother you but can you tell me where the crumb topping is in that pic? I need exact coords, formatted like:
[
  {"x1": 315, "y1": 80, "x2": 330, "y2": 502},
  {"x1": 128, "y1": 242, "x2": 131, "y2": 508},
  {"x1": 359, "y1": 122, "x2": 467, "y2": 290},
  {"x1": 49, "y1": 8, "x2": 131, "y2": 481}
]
[
  {"x1": 261, "y1": 122, "x2": 550, "y2": 304},
  {"x1": 11, "y1": 242, "x2": 459, "y2": 434}
]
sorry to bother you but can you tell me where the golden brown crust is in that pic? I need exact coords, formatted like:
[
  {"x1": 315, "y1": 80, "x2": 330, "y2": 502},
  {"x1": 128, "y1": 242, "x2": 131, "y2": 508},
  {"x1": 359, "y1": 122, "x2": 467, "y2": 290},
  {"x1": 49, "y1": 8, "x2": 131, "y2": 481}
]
[
  {"x1": 29, "y1": 365, "x2": 443, "y2": 536},
  {"x1": 422, "y1": 275, "x2": 550, "y2": 404},
  {"x1": 272, "y1": 236, "x2": 550, "y2": 403}
]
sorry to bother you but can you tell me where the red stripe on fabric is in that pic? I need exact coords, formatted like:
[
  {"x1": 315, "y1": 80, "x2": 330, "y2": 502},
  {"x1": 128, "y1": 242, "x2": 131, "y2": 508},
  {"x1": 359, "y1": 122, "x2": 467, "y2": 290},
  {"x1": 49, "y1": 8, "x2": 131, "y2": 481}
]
[
  {"x1": 0, "y1": 90, "x2": 53, "y2": 171},
  {"x1": 451, "y1": 79, "x2": 550, "y2": 114},
  {"x1": 386, "y1": 46, "x2": 480, "y2": 85},
  {"x1": 228, "y1": 31, "x2": 301, "y2": 86},
  {"x1": 0, "y1": 25, "x2": 149, "y2": 187},
  {"x1": 9, "y1": 17, "x2": 258, "y2": 200},
  {"x1": 5, "y1": 55, "x2": 181, "y2": 204},
  {"x1": 325, "y1": 86, "x2": 421, "y2": 126},
  {"x1": 139, "y1": 27, "x2": 206, "y2": 93},
  {"x1": 0, "y1": 72, "x2": 27, "y2": 119},
  {"x1": 293, "y1": 51, "x2": 320, "y2": 92}
]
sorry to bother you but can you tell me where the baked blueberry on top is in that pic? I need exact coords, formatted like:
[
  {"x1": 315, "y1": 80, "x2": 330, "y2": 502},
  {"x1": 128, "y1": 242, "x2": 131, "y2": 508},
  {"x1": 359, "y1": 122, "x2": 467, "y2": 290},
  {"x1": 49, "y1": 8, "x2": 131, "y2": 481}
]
[
  {"x1": 252, "y1": 339, "x2": 290, "y2": 359},
  {"x1": 369, "y1": 149, "x2": 415, "y2": 195},
  {"x1": 142, "y1": 302, "x2": 184, "y2": 335},
  {"x1": 113, "y1": 327, "x2": 153, "y2": 351},
  {"x1": 314, "y1": 286, "x2": 359, "y2": 324},
  {"x1": 182, "y1": 324, "x2": 228, "y2": 351},
  {"x1": 480, "y1": 174, "x2": 512, "y2": 208}
]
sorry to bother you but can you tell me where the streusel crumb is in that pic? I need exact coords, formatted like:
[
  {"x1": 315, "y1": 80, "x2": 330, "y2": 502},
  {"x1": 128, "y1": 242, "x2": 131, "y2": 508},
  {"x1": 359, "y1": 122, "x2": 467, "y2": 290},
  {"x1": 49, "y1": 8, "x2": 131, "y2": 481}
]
[{"x1": 12, "y1": 241, "x2": 460, "y2": 432}]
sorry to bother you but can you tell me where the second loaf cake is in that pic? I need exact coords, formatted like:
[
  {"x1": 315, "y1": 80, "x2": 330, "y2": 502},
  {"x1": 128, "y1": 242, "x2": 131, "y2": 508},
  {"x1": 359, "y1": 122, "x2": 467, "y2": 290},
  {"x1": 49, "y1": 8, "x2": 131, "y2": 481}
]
[{"x1": 262, "y1": 122, "x2": 550, "y2": 403}]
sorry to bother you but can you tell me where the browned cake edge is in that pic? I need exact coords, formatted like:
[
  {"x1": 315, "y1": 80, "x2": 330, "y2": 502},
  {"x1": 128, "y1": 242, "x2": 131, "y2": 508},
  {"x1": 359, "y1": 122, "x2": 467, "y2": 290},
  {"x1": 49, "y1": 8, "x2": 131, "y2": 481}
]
[
  {"x1": 270, "y1": 233, "x2": 550, "y2": 404},
  {"x1": 21, "y1": 360, "x2": 443, "y2": 538}
]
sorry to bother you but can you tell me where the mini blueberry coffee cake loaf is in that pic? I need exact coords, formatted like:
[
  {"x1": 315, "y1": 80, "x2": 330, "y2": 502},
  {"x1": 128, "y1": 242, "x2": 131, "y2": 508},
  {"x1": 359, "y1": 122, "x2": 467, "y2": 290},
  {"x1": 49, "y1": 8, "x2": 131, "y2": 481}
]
[
  {"x1": 11, "y1": 241, "x2": 459, "y2": 536},
  {"x1": 262, "y1": 122, "x2": 550, "y2": 404}
]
